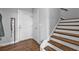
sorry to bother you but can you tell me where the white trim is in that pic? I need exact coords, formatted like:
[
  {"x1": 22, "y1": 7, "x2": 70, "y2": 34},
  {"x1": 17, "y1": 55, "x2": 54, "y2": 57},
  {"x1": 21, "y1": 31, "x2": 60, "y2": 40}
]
[
  {"x1": 48, "y1": 43, "x2": 62, "y2": 51},
  {"x1": 0, "y1": 36, "x2": 33, "y2": 47},
  {"x1": 50, "y1": 18, "x2": 61, "y2": 34},
  {"x1": 53, "y1": 33, "x2": 79, "y2": 41},
  {"x1": 51, "y1": 38, "x2": 79, "y2": 50}
]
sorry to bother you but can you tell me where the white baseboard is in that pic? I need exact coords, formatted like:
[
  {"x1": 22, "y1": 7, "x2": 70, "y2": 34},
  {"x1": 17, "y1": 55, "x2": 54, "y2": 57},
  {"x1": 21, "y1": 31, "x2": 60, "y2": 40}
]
[
  {"x1": 0, "y1": 36, "x2": 33, "y2": 47},
  {"x1": 15, "y1": 36, "x2": 33, "y2": 43}
]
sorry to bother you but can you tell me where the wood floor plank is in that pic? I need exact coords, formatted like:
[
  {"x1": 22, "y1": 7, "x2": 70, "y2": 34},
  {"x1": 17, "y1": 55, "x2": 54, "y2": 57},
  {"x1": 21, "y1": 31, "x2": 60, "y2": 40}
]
[
  {"x1": 0, "y1": 39, "x2": 40, "y2": 51},
  {"x1": 44, "y1": 46, "x2": 56, "y2": 51}
]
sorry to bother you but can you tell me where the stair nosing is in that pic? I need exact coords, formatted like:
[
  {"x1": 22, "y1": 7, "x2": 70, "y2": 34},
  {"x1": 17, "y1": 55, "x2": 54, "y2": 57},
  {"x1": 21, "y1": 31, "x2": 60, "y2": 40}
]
[
  {"x1": 50, "y1": 38, "x2": 79, "y2": 50},
  {"x1": 44, "y1": 46, "x2": 56, "y2": 51},
  {"x1": 58, "y1": 25, "x2": 79, "y2": 26},
  {"x1": 61, "y1": 18, "x2": 79, "y2": 20},
  {"x1": 54, "y1": 31, "x2": 79, "y2": 38},
  {"x1": 50, "y1": 35, "x2": 79, "y2": 46},
  {"x1": 60, "y1": 21, "x2": 79, "y2": 23},
  {"x1": 56, "y1": 28, "x2": 79, "y2": 31},
  {"x1": 48, "y1": 40, "x2": 77, "y2": 51}
]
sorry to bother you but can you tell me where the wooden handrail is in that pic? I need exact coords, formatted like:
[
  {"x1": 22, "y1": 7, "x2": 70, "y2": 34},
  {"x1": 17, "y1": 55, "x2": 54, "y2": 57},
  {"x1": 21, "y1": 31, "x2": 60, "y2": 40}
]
[
  {"x1": 60, "y1": 8, "x2": 68, "y2": 11},
  {"x1": 61, "y1": 17, "x2": 79, "y2": 20}
]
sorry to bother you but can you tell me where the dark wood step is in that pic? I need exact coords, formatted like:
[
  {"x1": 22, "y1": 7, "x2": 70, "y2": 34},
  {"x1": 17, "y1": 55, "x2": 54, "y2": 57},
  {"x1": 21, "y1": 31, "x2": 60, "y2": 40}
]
[
  {"x1": 48, "y1": 40, "x2": 77, "y2": 51},
  {"x1": 58, "y1": 25, "x2": 79, "y2": 26},
  {"x1": 61, "y1": 18, "x2": 79, "y2": 20},
  {"x1": 44, "y1": 46, "x2": 56, "y2": 51},
  {"x1": 54, "y1": 31, "x2": 79, "y2": 38},
  {"x1": 51, "y1": 35, "x2": 79, "y2": 46},
  {"x1": 60, "y1": 21, "x2": 79, "y2": 23},
  {"x1": 56, "y1": 28, "x2": 79, "y2": 31}
]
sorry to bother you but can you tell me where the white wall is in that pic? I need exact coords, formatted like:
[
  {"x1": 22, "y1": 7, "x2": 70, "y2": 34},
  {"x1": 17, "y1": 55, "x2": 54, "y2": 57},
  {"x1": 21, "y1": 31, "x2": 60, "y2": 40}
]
[
  {"x1": 0, "y1": 8, "x2": 61, "y2": 45},
  {"x1": 0, "y1": 8, "x2": 18, "y2": 45},
  {"x1": 32, "y1": 8, "x2": 40, "y2": 43},
  {"x1": 33, "y1": 8, "x2": 61, "y2": 44},
  {"x1": 33, "y1": 8, "x2": 49, "y2": 44},
  {"x1": 0, "y1": 8, "x2": 33, "y2": 45},
  {"x1": 60, "y1": 8, "x2": 79, "y2": 19},
  {"x1": 49, "y1": 8, "x2": 61, "y2": 33},
  {"x1": 39, "y1": 8, "x2": 49, "y2": 43},
  {"x1": 33, "y1": 8, "x2": 50, "y2": 44},
  {"x1": 18, "y1": 8, "x2": 33, "y2": 42}
]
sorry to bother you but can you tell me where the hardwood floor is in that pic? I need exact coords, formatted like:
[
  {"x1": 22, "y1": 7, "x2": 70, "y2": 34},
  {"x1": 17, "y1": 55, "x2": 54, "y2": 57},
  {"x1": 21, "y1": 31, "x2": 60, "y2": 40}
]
[{"x1": 0, "y1": 39, "x2": 40, "y2": 51}]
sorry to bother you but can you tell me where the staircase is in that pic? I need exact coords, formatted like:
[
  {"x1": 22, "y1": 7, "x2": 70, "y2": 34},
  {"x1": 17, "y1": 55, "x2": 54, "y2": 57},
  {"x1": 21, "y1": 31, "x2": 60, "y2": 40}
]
[{"x1": 41, "y1": 18, "x2": 79, "y2": 51}]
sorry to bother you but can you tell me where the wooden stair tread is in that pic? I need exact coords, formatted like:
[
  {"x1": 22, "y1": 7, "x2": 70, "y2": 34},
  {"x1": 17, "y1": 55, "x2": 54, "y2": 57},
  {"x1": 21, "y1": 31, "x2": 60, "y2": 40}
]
[
  {"x1": 54, "y1": 31, "x2": 79, "y2": 38},
  {"x1": 58, "y1": 22, "x2": 79, "y2": 26},
  {"x1": 51, "y1": 35, "x2": 79, "y2": 46},
  {"x1": 61, "y1": 18, "x2": 79, "y2": 20},
  {"x1": 60, "y1": 21, "x2": 79, "y2": 23},
  {"x1": 48, "y1": 40, "x2": 76, "y2": 51},
  {"x1": 44, "y1": 46, "x2": 56, "y2": 51},
  {"x1": 58, "y1": 25, "x2": 79, "y2": 26},
  {"x1": 56, "y1": 28, "x2": 79, "y2": 31}
]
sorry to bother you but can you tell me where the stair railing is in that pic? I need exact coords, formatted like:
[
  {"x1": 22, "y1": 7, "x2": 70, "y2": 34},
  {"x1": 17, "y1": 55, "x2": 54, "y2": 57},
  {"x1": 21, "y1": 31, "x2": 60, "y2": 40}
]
[
  {"x1": 60, "y1": 8, "x2": 69, "y2": 11},
  {"x1": 50, "y1": 18, "x2": 64, "y2": 35},
  {"x1": 49, "y1": 8, "x2": 68, "y2": 35}
]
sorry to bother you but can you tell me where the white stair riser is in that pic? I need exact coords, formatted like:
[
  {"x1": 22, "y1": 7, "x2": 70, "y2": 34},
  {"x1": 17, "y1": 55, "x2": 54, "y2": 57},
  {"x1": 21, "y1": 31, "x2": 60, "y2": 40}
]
[
  {"x1": 53, "y1": 33, "x2": 79, "y2": 41},
  {"x1": 41, "y1": 18, "x2": 79, "y2": 51},
  {"x1": 40, "y1": 40, "x2": 49, "y2": 49},
  {"x1": 48, "y1": 43, "x2": 62, "y2": 51},
  {"x1": 55, "y1": 29, "x2": 79, "y2": 34},
  {"x1": 59, "y1": 22, "x2": 79, "y2": 25},
  {"x1": 60, "y1": 19, "x2": 79, "y2": 22},
  {"x1": 57, "y1": 26, "x2": 79, "y2": 29},
  {"x1": 51, "y1": 38, "x2": 79, "y2": 50}
]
